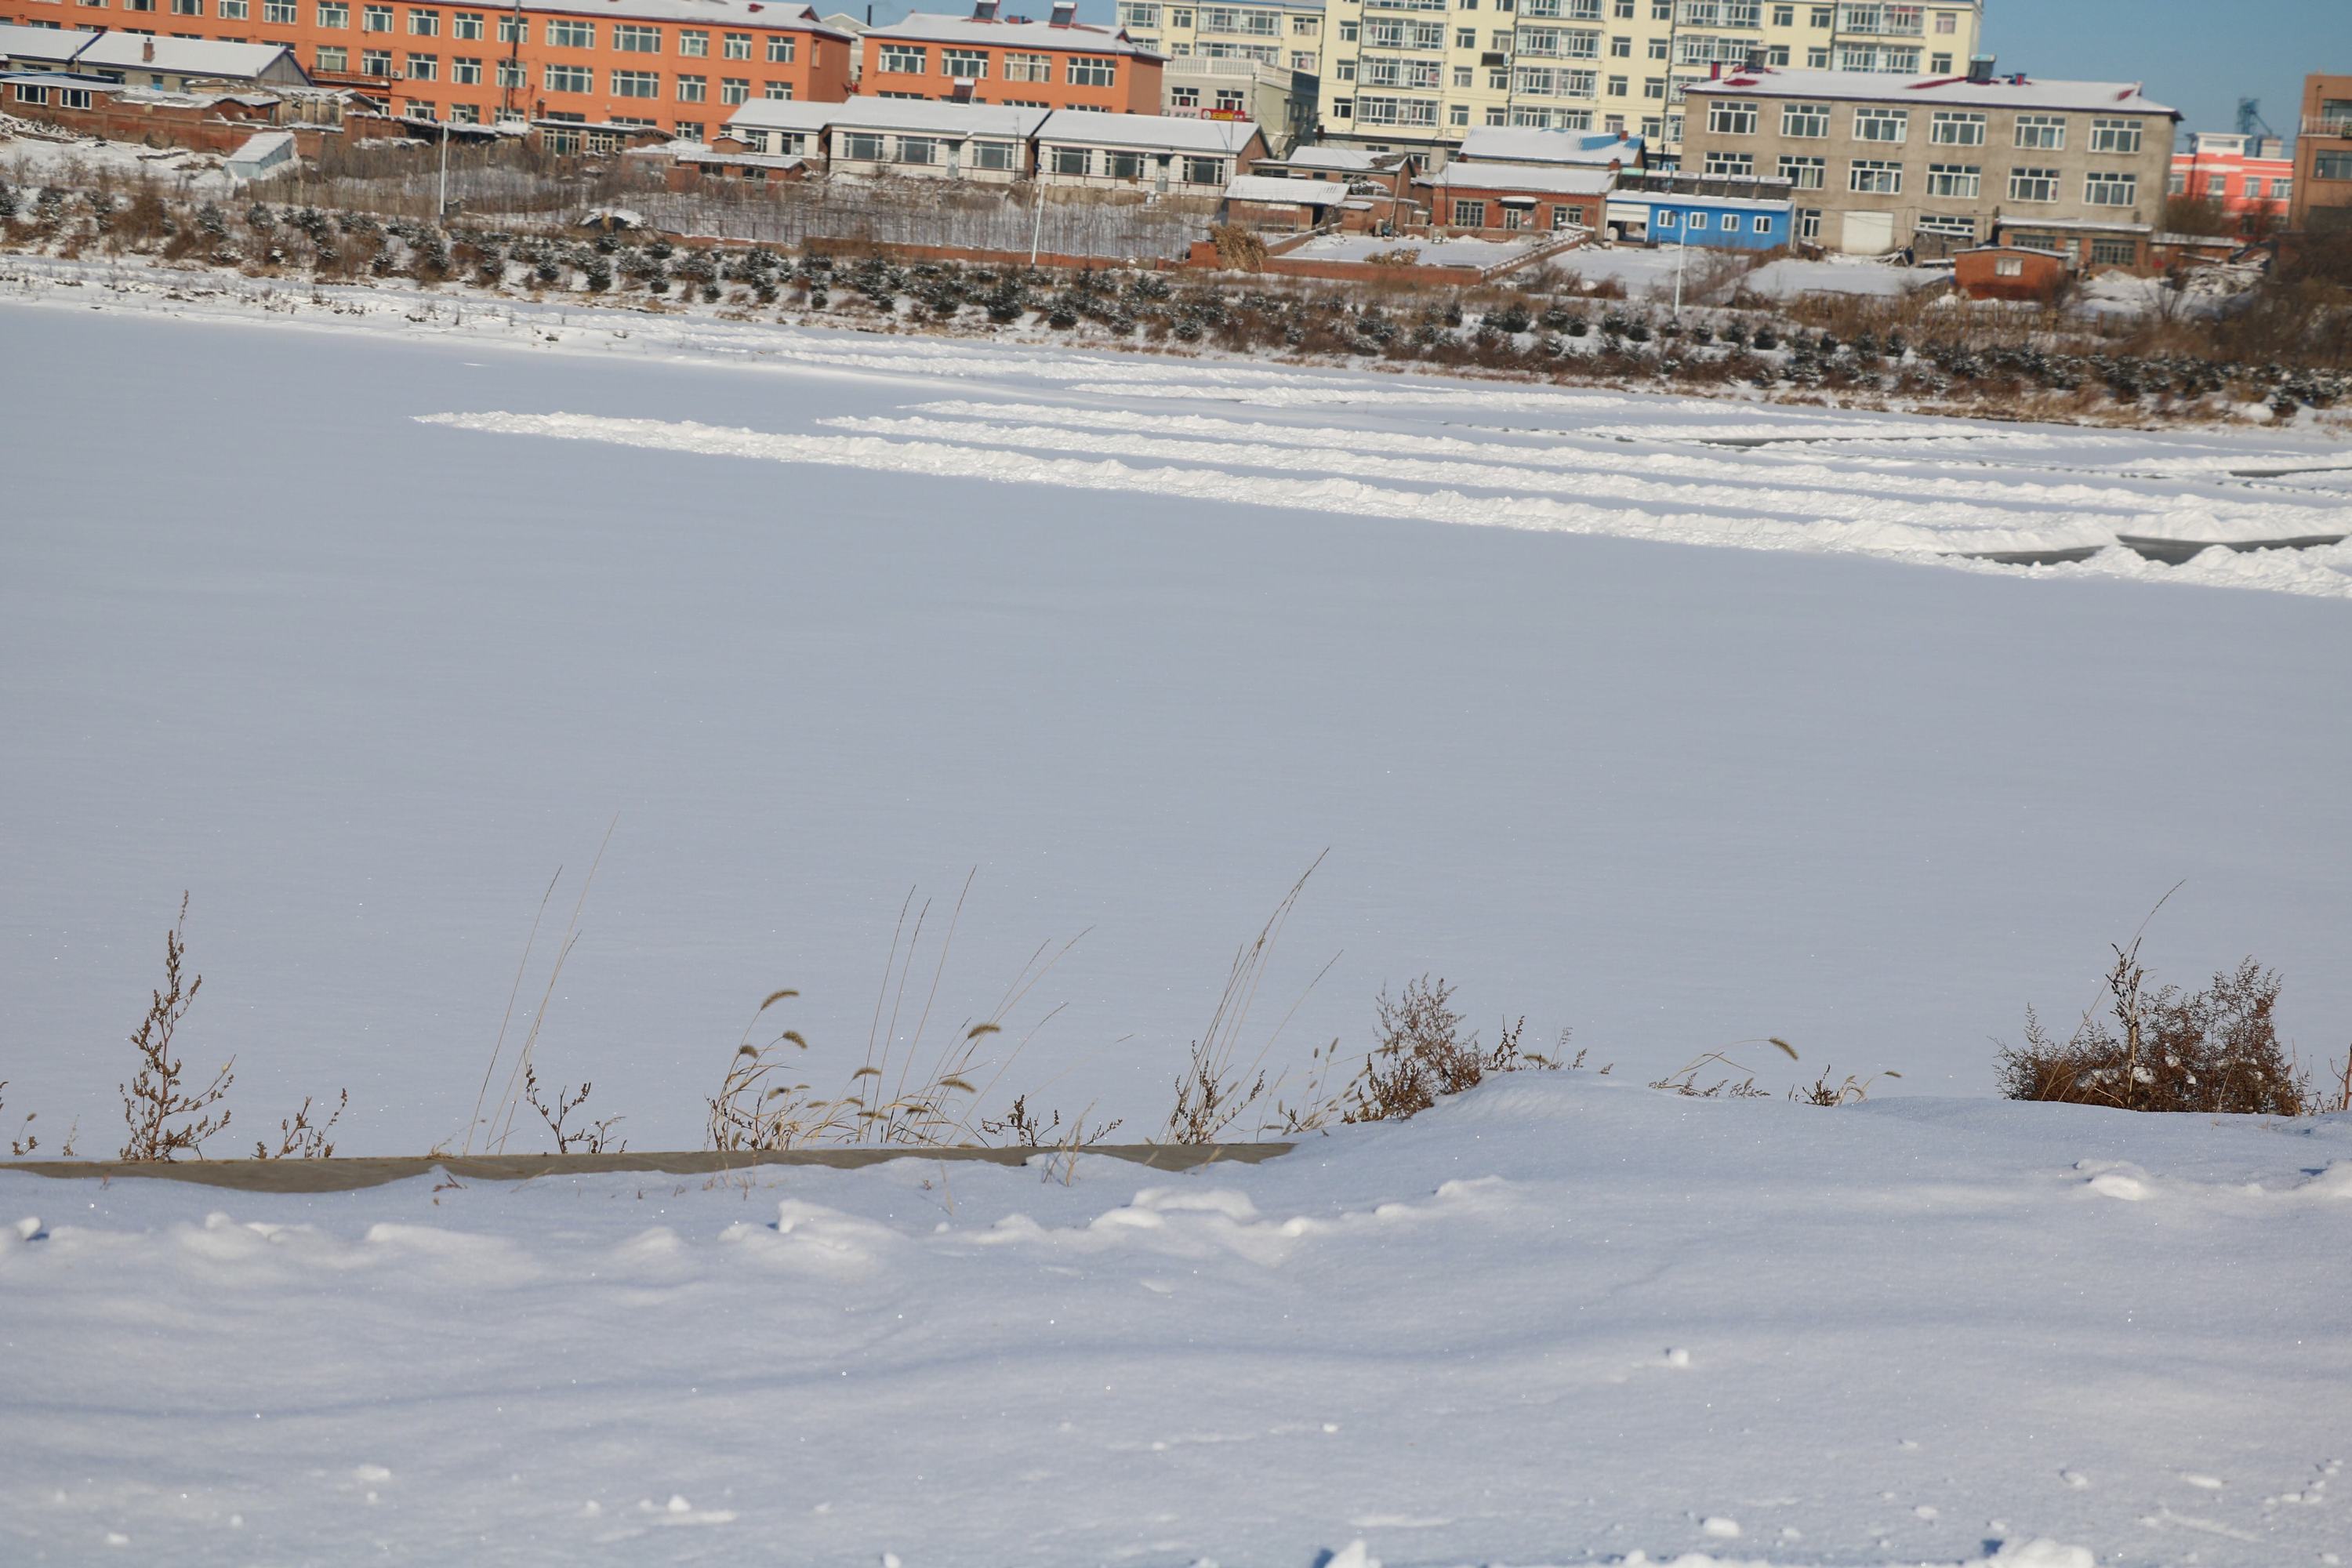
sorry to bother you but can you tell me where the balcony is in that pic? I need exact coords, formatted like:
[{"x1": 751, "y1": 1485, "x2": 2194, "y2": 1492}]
[
  {"x1": 1833, "y1": 4, "x2": 1925, "y2": 37},
  {"x1": 2304, "y1": 114, "x2": 2352, "y2": 141}
]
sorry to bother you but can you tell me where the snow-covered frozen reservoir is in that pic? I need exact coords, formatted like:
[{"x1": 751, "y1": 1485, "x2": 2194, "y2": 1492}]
[{"x1": 1, "y1": 289, "x2": 2348, "y2": 1149}]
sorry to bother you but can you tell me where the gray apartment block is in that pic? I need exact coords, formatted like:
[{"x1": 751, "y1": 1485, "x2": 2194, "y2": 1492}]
[{"x1": 1678, "y1": 62, "x2": 2178, "y2": 262}]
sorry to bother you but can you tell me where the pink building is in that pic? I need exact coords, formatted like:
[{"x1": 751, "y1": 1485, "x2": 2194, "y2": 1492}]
[{"x1": 2169, "y1": 132, "x2": 2293, "y2": 234}]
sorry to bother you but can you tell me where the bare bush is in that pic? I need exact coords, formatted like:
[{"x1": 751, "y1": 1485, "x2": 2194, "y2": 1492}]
[
  {"x1": 256, "y1": 1089, "x2": 348, "y2": 1160},
  {"x1": 4, "y1": 1080, "x2": 35, "y2": 1157},
  {"x1": 1339, "y1": 978, "x2": 1558, "y2": 1123},
  {"x1": 523, "y1": 1065, "x2": 622, "y2": 1154},
  {"x1": 117, "y1": 893, "x2": 235, "y2": 1161},
  {"x1": 1998, "y1": 938, "x2": 2308, "y2": 1116}
]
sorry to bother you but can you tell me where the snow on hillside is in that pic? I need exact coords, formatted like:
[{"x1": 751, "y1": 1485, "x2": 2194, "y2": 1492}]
[
  {"x1": 1, "y1": 273, "x2": 2348, "y2": 1161},
  {"x1": 3, "y1": 1077, "x2": 2347, "y2": 1565}
]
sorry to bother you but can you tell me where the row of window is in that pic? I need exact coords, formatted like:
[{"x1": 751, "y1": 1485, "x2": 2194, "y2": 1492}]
[
  {"x1": 1651, "y1": 207, "x2": 1781, "y2": 232},
  {"x1": 131, "y1": 1, "x2": 809, "y2": 60},
  {"x1": 2170, "y1": 172, "x2": 2293, "y2": 201},
  {"x1": 871, "y1": 46, "x2": 1114, "y2": 85},
  {"x1": 1446, "y1": 198, "x2": 1588, "y2": 230},
  {"x1": 1705, "y1": 101, "x2": 2145, "y2": 153},
  {"x1": 1120, "y1": 4, "x2": 1319, "y2": 33},
  {"x1": 1700, "y1": 150, "x2": 2141, "y2": 205}
]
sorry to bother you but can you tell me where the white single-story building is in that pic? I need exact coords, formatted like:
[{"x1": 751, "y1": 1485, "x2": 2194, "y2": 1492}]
[
  {"x1": 1031, "y1": 109, "x2": 1264, "y2": 196},
  {"x1": 821, "y1": 98, "x2": 1051, "y2": 183}
]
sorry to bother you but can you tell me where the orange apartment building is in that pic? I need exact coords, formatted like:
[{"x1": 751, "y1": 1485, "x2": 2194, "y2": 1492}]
[
  {"x1": 0, "y1": 0, "x2": 854, "y2": 134},
  {"x1": 858, "y1": 1, "x2": 1161, "y2": 114}
]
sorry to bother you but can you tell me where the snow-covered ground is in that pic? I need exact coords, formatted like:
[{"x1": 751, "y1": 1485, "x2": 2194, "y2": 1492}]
[
  {"x1": 2, "y1": 262, "x2": 2349, "y2": 1164},
  {"x1": 4, "y1": 1077, "x2": 2347, "y2": 1566},
  {"x1": 1286, "y1": 232, "x2": 1557, "y2": 268},
  {"x1": 1554, "y1": 247, "x2": 1940, "y2": 302}
]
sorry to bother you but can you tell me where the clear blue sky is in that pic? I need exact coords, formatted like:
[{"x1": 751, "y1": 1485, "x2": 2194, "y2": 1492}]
[
  {"x1": 1984, "y1": 0, "x2": 2330, "y2": 143},
  {"x1": 861, "y1": 0, "x2": 2334, "y2": 144}
]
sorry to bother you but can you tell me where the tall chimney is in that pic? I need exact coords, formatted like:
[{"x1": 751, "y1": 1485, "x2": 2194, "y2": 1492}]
[{"x1": 1965, "y1": 54, "x2": 1994, "y2": 85}]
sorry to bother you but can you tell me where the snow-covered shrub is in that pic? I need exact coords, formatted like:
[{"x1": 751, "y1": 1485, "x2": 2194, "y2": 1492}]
[{"x1": 1998, "y1": 943, "x2": 2310, "y2": 1116}]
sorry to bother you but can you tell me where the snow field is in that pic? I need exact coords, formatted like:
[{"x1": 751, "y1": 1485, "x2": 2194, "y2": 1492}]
[{"x1": 3, "y1": 1077, "x2": 2347, "y2": 1566}]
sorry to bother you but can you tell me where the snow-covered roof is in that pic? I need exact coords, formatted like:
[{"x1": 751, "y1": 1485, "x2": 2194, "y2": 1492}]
[
  {"x1": 1994, "y1": 216, "x2": 2154, "y2": 234},
  {"x1": 510, "y1": 0, "x2": 851, "y2": 36},
  {"x1": 826, "y1": 97, "x2": 1051, "y2": 138},
  {"x1": 1606, "y1": 191, "x2": 1791, "y2": 212},
  {"x1": 1036, "y1": 109, "x2": 1258, "y2": 154},
  {"x1": 1265, "y1": 145, "x2": 1395, "y2": 172},
  {"x1": 1223, "y1": 174, "x2": 1344, "y2": 205},
  {"x1": 1685, "y1": 66, "x2": 2180, "y2": 119},
  {"x1": 75, "y1": 32, "x2": 306, "y2": 82},
  {"x1": 1423, "y1": 161, "x2": 1617, "y2": 197},
  {"x1": 1454, "y1": 127, "x2": 1641, "y2": 167},
  {"x1": 864, "y1": 12, "x2": 1162, "y2": 57},
  {"x1": 0, "y1": 24, "x2": 95, "y2": 65},
  {"x1": 724, "y1": 98, "x2": 843, "y2": 133}
]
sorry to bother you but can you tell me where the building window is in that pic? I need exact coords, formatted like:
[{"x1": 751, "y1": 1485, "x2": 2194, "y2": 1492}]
[
  {"x1": 1924, "y1": 163, "x2": 1976, "y2": 197},
  {"x1": 1934, "y1": 9, "x2": 1955, "y2": 30},
  {"x1": 763, "y1": 81, "x2": 793, "y2": 98},
  {"x1": 878, "y1": 42, "x2": 926, "y2": 73},
  {"x1": 1703, "y1": 151, "x2": 1753, "y2": 176},
  {"x1": 405, "y1": 6, "x2": 433, "y2": 32},
  {"x1": 2088, "y1": 117, "x2": 2142, "y2": 154},
  {"x1": 546, "y1": 19, "x2": 592, "y2": 46},
  {"x1": 2008, "y1": 165, "x2": 2059, "y2": 201},
  {"x1": 2013, "y1": 112, "x2": 2065, "y2": 150},
  {"x1": 1805, "y1": 46, "x2": 1828, "y2": 67},
  {"x1": 449, "y1": 9, "x2": 479, "y2": 37},
  {"x1": 1929, "y1": 108, "x2": 1984, "y2": 145},
  {"x1": 898, "y1": 136, "x2": 938, "y2": 165},
  {"x1": 1450, "y1": 103, "x2": 1472, "y2": 125},
  {"x1": 719, "y1": 77, "x2": 748, "y2": 103},
  {"x1": 1184, "y1": 156, "x2": 1225, "y2": 183},
  {"x1": 543, "y1": 62, "x2": 590, "y2": 92},
  {"x1": 1067, "y1": 56, "x2": 1116, "y2": 86},
  {"x1": 1848, "y1": 158, "x2": 1901, "y2": 193},
  {"x1": 972, "y1": 140, "x2": 1014, "y2": 169},
  {"x1": 452, "y1": 55, "x2": 480, "y2": 82},
  {"x1": 1751, "y1": 214, "x2": 1772, "y2": 233},
  {"x1": 832, "y1": 132, "x2": 876, "y2": 159},
  {"x1": 678, "y1": 28, "x2": 708, "y2": 56},
  {"x1": 2083, "y1": 170, "x2": 2136, "y2": 206},
  {"x1": 315, "y1": 44, "x2": 347, "y2": 68},
  {"x1": 1852, "y1": 105, "x2": 1907, "y2": 143},
  {"x1": 614, "y1": 24, "x2": 662, "y2": 52},
  {"x1": 497, "y1": 13, "x2": 521, "y2": 41},
  {"x1": 612, "y1": 69, "x2": 659, "y2": 96},
  {"x1": 1994, "y1": 256, "x2": 2024, "y2": 277},
  {"x1": 361, "y1": 48, "x2": 392, "y2": 73},
  {"x1": 2089, "y1": 237, "x2": 2137, "y2": 267},
  {"x1": 264, "y1": 0, "x2": 297, "y2": 20},
  {"x1": 169, "y1": 0, "x2": 203, "y2": 14},
  {"x1": 1780, "y1": 100, "x2": 1828, "y2": 137},
  {"x1": 221, "y1": 0, "x2": 252, "y2": 17},
  {"x1": 1777, "y1": 154, "x2": 1824, "y2": 187},
  {"x1": 1798, "y1": 206, "x2": 1820, "y2": 239},
  {"x1": 1705, "y1": 101, "x2": 1755, "y2": 135},
  {"x1": 1915, "y1": 212, "x2": 1975, "y2": 241},
  {"x1": 405, "y1": 100, "x2": 436, "y2": 119},
  {"x1": 405, "y1": 52, "x2": 435, "y2": 78},
  {"x1": 1656, "y1": 208, "x2": 1678, "y2": 228},
  {"x1": 942, "y1": 47, "x2": 988, "y2": 78},
  {"x1": 676, "y1": 73, "x2": 706, "y2": 100},
  {"x1": 361, "y1": 2, "x2": 389, "y2": 28},
  {"x1": 1772, "y1": 2, "x2": 1792, "y2": 20},
  {"x1": 1002, "y1": 51, "x2": 1049, "y2": 82},
  {"x1": 495, "y1": 58, "x2": 520, "y2": 85},
  {"x1": 1050, "y1": 146, "x2": 1090, "y2": 175}
]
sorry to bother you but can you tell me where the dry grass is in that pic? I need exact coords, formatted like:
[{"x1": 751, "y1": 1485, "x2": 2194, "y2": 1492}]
[
  {"x1": 1161, "y1": 855, "x2": 1343, "y2": 1143},
  {"x1": 706, "y1": 875, "x2": 1085, "y2": 1153},
  {"x1": 1998, "y1": 924, "x2": 2310, "y2": 1116},
  {"x1": 256, "y1": 1090, "x2": 348, "y2": 1160},
  {"x1": 2319, "y1": 1045, "x2": 2352, "y2": 1116}
]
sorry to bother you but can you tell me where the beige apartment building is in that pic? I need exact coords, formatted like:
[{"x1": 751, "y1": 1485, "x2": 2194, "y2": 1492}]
[
  {"x1": 1249, "y1": 0, "x2": 1978, "y2": 166},
  {"x1": 1116, "y1": 1, "x2": 1330, "y2": 78},
  {"x1": 1679, "y1": 62, "x2": 2179, "y2": 261}
]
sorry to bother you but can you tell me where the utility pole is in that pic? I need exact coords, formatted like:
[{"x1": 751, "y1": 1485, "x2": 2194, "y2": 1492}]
[
  {"x1": 437, "y1": 118, "x2": 450, "y2": 220},
  {"x1": 1673, "y1": 216, "x2": 1687, "y2": 317}
]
